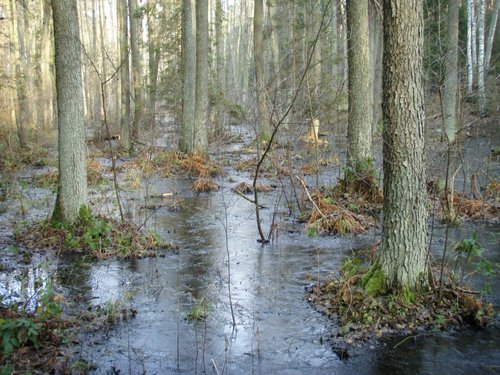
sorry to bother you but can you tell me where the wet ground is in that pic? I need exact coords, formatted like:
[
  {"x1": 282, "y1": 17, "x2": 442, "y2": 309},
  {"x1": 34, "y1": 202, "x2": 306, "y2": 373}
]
[{"x1": 0, "y1": 121, "x2": 499, "y2": 374}]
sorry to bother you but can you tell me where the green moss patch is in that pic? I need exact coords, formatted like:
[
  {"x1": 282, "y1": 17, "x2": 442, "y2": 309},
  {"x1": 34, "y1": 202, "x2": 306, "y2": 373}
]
[
  {"x1": 308, "y1": 257, "x2": 495, "y2": 355},
  {"x1": 16, "y1": 206, "x2": 175, "y2": 259}
]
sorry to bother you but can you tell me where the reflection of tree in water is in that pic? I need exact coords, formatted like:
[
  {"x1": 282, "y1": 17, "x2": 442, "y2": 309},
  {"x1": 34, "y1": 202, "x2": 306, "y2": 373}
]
[
  {"x1": 171, "y1": 196, "x2": 221, "y2": 301},
  {"x1": 56, "y1": 255, "x2": 95, "y2": 303}
]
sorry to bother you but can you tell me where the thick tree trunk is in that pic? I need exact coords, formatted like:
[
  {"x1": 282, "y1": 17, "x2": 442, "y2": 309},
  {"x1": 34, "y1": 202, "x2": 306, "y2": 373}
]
[
  {"x1": 347, "y1": 0, "x2": 372, "y2": 172},
  {"x1": 194, "y1": 0, "x2": 209, "y2": 155},
  {"x1": 52, "y1": 0, "x2": 88, "y2": 225},
  {"x1": 129, "y1": 0, "x2": 143, "y2": 140},
  {"x1": 380, "y1": 0, "x2": 427, "y2": 291},
  {"x1": 180, "y1": 0, "x2": 197, "y2": 154},
  {"x1": 254, "y1": 0, "x2": 269, "y2": 137},
  {"x1": 443, "y1": 0, "x2": 460, "y2": 143},
  {"x1": 477, "y1": 0, "x2": 487, "y2": 116},
  {"x1": 118, "y1": 0, "x2": 131, "y2": 151}
]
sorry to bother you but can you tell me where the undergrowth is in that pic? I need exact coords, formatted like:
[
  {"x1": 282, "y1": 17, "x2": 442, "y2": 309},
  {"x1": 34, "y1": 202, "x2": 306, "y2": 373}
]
[
  {"x1": 15, "y1": 206, "x2": 174, "y2": 259},
  {"x1": 308, "y1": 256, "x2": 495, "y2": 356}
]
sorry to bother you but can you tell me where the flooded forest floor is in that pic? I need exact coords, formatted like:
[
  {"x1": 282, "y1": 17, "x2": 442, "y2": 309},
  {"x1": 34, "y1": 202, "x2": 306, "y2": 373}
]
[{"x1": 0, "y1": 107, "x2": 499, "y2": 374}]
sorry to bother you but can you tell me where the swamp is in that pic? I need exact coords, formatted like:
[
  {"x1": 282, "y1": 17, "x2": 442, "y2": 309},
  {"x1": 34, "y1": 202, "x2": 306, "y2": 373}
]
[{"x1": 0, "y1": 0, "x2": 499, "y2": 374}]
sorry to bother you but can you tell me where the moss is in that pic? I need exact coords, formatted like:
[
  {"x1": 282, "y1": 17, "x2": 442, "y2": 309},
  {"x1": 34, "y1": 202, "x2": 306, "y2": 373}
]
[
  {"x1": 400, "y1": 287, "x2": 416, "y2": 305},
  {"x1": 361, "y1": 263, "x2": 386, "y2": 296}
]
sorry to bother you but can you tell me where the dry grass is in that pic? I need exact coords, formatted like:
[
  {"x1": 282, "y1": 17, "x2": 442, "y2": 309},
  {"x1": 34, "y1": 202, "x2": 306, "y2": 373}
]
[
  {"x1": 306, "y1": 192, "x2": 372, "y2": 235},
  {"x1": 232, "y1": 182, "x2": 274, "y2": 194},
  {"x1": 192, "y1": 177, "x2": 219, "y2": 193}
]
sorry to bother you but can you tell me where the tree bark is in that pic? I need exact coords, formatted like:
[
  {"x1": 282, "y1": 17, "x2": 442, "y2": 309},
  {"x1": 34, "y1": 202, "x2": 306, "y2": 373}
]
[
  {"x1": 118, "y1": 0, "x2": 131, "y2": 151},
  {"x1": 214, "y1": 0, "x2": 225, "y2": 136},
  {"x1": 52, "y1": 0, "x2": 88, "y2": 224},
  {"x1": 194, "y1": 0, "x2": 209, "y2": 155},
  {"x1": 467, "y1": 0, "x2": 477, "y2": 95},
  {"x1": 40, "y1": 0, "x2": 55, "y2": 129},
  {"x1": 129, "y1": 0, "x2": 143, "y2": 140},
  {"x1": 477, "y1": 0, "x2": 487, "y2": 116},
  {"x1": 485, "y1": 0, "x2": 500, "y2": 71},
  {"x1": 180, "y1": 0, "x2": 197, "y2": 154},
  {"x1": 146, "y1": 0, "x2": 161, "y2": 131},
  {"x1": 380, "y1": 0, "x2": 427, "y2": 291},
  {"x1": 347, "y1": 0, "x2": 372, "y2": 172},
  {"x1": 443, "y1": 0, "x2": 459, "y2": 142},
  {"x1": 9, "y1": 0, "x2": 27, "y2": 149},
  {"x1": 254, "y1": 0, "x2": 269, "y2": 137}
]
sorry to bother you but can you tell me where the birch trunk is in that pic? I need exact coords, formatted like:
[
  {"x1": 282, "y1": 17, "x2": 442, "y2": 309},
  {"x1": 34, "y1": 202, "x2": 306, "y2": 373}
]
[{"x1": 477, "y1": 0, "x2": 486, "y2": 116}]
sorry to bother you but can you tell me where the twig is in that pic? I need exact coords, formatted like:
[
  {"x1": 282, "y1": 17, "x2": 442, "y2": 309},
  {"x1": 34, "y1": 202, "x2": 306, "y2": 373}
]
[
  {"x1": 233, "y1": 189, "x2": 267, "y2": 209},
  {"x1": 296, "y1": 176, "x2": 325, "y2": 217}
]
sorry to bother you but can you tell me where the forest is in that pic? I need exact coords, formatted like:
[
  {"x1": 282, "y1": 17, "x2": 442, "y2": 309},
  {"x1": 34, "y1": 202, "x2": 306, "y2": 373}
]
[{"x1": 0, "y1": 0, "x2": 499, "y2": 373}]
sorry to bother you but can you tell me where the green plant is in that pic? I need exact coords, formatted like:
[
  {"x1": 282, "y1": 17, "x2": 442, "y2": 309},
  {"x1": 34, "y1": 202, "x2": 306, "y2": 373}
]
[
  {"x1": 187, "y1": 298, "x2": 209, "y2": 321},
  {"x1": 453, "y1": 233, "x2": 498, "y2": 294},
  {"x1": 0, "y1": 317, "x2": 41, "y2": 355},
  {"x1": 37, "y1": 287, "x2": 63, "y2": 320}
]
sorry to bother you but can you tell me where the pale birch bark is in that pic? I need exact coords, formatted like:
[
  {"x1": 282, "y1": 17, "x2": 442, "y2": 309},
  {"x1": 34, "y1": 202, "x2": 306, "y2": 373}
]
[{"x1": 477, "y1": 0, "x2": 486, "y2": 116}]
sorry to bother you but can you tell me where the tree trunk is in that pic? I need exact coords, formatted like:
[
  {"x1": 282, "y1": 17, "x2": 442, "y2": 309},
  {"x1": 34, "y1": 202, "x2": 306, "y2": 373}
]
[
  {"x1": 194, "y1": 0, "x2": 209, "y2": 155},
  {"x1": 443, "y1": 0, "x2": 460, "y2": 143},
  {"x1": 347, "y1": 0, "x2": 372, "y2": 172},
  {"x1": 477, "y1": 0, "x2": 487, "y2": 116},
  {"x1": 180, "y1": 0, "x2": 197, "y2": 154},
  {"x1": 9, "y1": 0, "x2": 27, "y2": 149},
  {"x1": 254, "y1": 0, "x2": 269, "y2": 137},
  {"x1": 146, "y1": 0, "x2": 161, "y2": 131},
  {"x1": 485, "y1": 0, "x2": 500, "y2": 71},
  {"x1": 40, "y1": 0, "x2": 55, "y2": 129},
  {"x1": 91, "y1": 0, "x2": 101, "y2": 125},
  {"x1": 51, "y1": 0, "x2": 88, "y2": 225},
  {"x1": 380, "y1": 0, "x2": 427, "y2": 291},
  {"x1": 467, "y1": 0, "x2": 477, "y2": 95},
  {"x1": 118, "y1": 0, "x2": 131, "y2": 151},
  {"x1": 214, "y1": 0, "x2": 225, "y2": 136},
  {"x1": 129, "y1": 0, "x2": 143, "y2": 140},
  {"x1": 369, "y1": 2, "x2": 383, "y2": 136}
]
